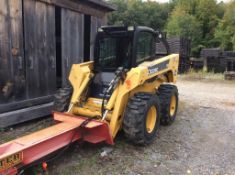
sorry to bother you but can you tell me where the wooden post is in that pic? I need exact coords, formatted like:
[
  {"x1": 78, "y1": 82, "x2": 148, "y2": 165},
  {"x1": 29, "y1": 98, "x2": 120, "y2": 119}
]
[{"x1": 203, "y1": 57, "x2": 207, "y2": 72}]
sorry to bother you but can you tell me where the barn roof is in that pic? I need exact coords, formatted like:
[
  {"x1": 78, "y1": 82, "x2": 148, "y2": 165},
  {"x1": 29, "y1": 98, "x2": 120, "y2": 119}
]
[{"x1": 79, "y1": 0, "x2": 116, "y2": 11}]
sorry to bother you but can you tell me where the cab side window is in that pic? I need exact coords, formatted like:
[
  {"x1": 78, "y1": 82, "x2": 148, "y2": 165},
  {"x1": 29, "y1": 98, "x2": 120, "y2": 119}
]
[{"x1": 136, "y1": 32, "x2": 155, "y2": 63}]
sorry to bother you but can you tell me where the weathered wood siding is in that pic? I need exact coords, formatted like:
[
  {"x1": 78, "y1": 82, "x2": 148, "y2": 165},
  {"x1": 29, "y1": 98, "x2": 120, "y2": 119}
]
[
  {"x1": 61, "y1": 9, "x2": 84, "y2": 86},
  {"x1": 24, "y1": 0, "x2": 56, "y2": 98},
  {"x1": 0, "y1": 0, "x2": 25, "y2": 105},
  {"x1": 0, "y1": 0, "x2": 110, "y2": 126}
]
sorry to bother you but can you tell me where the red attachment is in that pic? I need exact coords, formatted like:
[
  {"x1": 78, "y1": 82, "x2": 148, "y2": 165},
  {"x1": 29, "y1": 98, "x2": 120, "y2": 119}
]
[{"x1": 0, "y1": 112, "x2": 114, "y2": 175}]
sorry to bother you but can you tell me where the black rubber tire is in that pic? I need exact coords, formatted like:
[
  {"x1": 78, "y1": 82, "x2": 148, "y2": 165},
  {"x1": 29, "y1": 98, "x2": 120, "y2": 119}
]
[
  {"x1": 53, "y1": 86, "x2": 72, "y2": 112},
  {"x1": 123, "y1": 92, "x2": 161, "y2": 145},
  {"x1": 157, "y1": 84, "x2": 179, "y2": 126}
]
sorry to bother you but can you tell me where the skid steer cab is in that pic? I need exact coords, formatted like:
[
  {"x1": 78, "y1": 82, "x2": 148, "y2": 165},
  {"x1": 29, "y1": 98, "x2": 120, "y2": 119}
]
[{"x1": 0, "y1": 26, "x2": 179, "y2": 175}]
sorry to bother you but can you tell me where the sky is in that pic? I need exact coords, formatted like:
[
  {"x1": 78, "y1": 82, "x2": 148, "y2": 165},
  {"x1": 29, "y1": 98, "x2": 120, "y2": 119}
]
[{"x1": 142, "y1": 0, "x2": 231, "y2": 3}]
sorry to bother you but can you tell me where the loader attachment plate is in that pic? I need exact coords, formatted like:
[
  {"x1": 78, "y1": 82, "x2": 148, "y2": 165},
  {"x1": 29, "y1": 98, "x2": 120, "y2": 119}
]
[{"x1": 0, "y1": 112, "x2": 113, "y2": 175}]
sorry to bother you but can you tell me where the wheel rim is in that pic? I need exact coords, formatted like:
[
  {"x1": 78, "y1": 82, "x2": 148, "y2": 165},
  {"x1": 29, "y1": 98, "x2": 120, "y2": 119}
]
[
  {"x1": 170, "y1": 95, "x2": 177, "y2": 117},
  {"x1": 146, "y1": 106, "x2": 157, "y2": 133}
]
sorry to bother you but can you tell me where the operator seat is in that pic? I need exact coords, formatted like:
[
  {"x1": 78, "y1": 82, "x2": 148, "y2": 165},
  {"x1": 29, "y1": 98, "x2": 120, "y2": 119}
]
[{"x1": 90, "y1": 72, "x2": 115, "y2": 99}]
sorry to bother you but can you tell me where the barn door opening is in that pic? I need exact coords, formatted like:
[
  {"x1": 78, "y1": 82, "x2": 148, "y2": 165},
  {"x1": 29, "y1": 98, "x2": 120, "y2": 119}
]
[
  {"x1": 84, "y1": 15, "x2": 91, "y2": 61},
  {"x1": 55, "y1": 6, "x2": 62, "y2": 88}
]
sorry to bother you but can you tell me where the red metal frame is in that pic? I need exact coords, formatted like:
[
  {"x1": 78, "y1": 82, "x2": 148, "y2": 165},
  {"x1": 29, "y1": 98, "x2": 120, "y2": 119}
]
[{"x1": 0, "y1": 112, "x2": 114, "y2": 175}]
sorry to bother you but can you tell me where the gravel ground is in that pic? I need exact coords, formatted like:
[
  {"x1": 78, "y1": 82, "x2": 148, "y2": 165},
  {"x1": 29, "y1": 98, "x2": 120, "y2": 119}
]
[{"x1": 1, "y1": 78, "x2": 235, "y2": 175}]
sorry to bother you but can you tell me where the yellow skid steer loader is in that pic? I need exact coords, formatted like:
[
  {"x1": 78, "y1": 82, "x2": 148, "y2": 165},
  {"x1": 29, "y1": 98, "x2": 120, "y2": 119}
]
[
  {"x1": 54, "y1": 26, "x2": 179, "y2": 144},
  {"x1": 0, "y1": 26, "x2": 179, "y2": 175}
]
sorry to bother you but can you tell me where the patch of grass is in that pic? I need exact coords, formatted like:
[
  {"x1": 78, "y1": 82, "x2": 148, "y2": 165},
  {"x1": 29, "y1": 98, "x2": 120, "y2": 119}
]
[
  {"x1": 0, "y1": 134, "x2": 15, "y2": 143},
  {"x1": 180, "y1": 68, "x2": 224, "y2": 80}
]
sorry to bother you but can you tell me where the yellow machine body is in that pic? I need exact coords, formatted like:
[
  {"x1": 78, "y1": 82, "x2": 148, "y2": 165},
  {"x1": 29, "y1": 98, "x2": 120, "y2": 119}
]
[{"x1": 68, "y1": 54, "x2": 179, "y2": 138}]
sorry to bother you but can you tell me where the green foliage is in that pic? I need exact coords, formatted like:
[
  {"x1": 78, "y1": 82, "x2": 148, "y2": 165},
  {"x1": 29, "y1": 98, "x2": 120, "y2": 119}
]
[
  {"x1": 107, "y1": 0, "x2": 171, "y2": 30},
  {"x1": 165, "y1": 4, "x2": 204, "y2": 56},
  {"x1": 106, "y1": 0, "x2": 234, "y2": 56},
  {"x1": 195, "y1": 0, "x2": 220, "y2": 48},
  {"x1": 165, "y1": 0, "x2": 223, "y2": 55},
  {"x1": 166, "y1": 6, "x2": 202, "y2": 43},
  {"x1": 181, "y1": 68, "x2": 224, "y2": 80},
  {"x1": 215, "y1": 1, "x2": 235, "y2": 50}
]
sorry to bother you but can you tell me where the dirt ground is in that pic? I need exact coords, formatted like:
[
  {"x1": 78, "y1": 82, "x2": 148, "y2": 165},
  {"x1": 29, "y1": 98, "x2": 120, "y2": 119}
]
[{"x1": 1, "y1": 78, "x2": 235, "y2": 175}]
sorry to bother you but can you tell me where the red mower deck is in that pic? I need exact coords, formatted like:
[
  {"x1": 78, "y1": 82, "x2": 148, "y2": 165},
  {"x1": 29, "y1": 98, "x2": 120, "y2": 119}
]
[{"x1": 0, "y1": 112, "x2": 113, "y2": 175}]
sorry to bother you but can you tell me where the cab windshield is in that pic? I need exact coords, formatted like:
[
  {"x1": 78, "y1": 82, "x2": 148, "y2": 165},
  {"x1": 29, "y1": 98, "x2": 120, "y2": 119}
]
[{"x1": 95, "y1": 34, "x2": 132, "y2": 71}]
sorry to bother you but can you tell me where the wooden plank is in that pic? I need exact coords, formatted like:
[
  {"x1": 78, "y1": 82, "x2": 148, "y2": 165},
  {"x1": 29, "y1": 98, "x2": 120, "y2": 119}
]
[
  {"x1": 61, "y1": 9, "x2": 69, "y2": 86},
  {"x1": 35, "y1": 1, "x2": 56, "y2": 96},
  {"x1": 0, "y1": 0, "x2": 12, "y2": 104},
  {"x1": 35, "y1": 1, "x2": 48, "y2": 96},
  {"x1": 8, "y1": 0, "x2": 26, "y2": 101},
  {"x1": 0, "y1": 0, "x2": 25, "y2": 104},
  {"x1": 0, "y1": 95, "x2": 53, "y2": 113},
  {"x1": 0, "y1": 102, "x2": 53, "y2": 128},
  {"x1": 24, "y1": 0, "x2": 39, "y2": 99},
  {"x1": 24, "y1": 0, "x2": 56, "y2": 98},
  {"x1": 46, "y1": 4, "x2": 56, "y2": 95},
  {"x1": 61, "y1": 9, "x2": 84, "y2": 86}
]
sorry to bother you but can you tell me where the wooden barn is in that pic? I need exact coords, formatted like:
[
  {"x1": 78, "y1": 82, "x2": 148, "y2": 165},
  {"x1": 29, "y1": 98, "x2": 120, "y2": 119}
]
[{"x1": 0, "y1": 0, "x2": 115, "y2": 128}]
